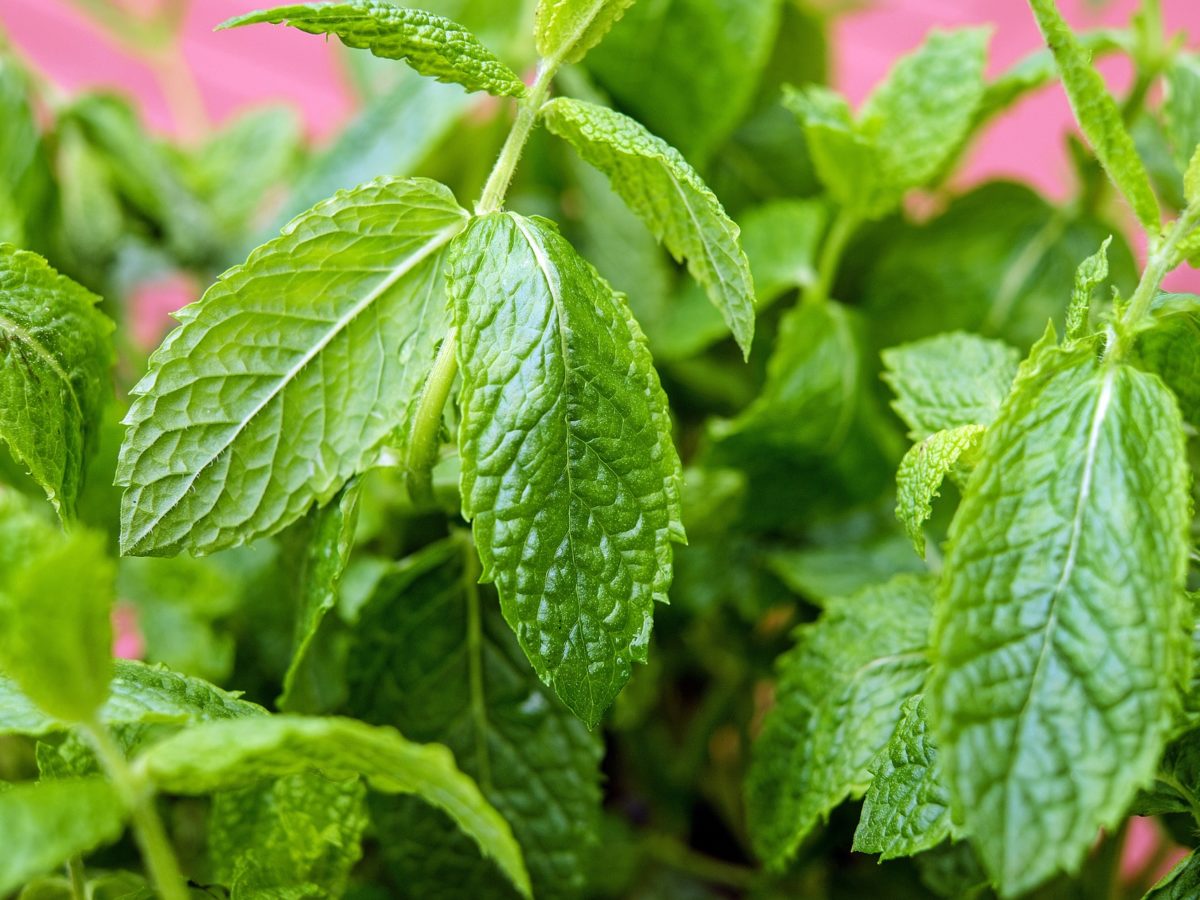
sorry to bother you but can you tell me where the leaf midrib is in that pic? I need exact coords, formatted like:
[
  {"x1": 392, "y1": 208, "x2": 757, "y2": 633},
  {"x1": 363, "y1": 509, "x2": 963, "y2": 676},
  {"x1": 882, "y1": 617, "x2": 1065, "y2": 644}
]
[{"x1": 125, "y1": 218, "x2": 465, "y2": 552}]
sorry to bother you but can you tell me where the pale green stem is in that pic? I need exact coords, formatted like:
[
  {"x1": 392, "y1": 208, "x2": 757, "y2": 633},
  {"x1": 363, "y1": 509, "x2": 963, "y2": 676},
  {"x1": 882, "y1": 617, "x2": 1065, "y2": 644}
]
[
  {"x1": 82, "y1": 721, "x2": 190, "y2": 900},
  {"x1": 476, "y1": 63, "x2": 558, "y2": 215},
  {"x1": 67, "y1": 857, "x2": 87, "y2": 900},
  {"x1": 405, "y1": 332, "x2": 460, "y2": 505},
  {"x1": 807, "y1": 209, "x2": 859, "y2": 305}
]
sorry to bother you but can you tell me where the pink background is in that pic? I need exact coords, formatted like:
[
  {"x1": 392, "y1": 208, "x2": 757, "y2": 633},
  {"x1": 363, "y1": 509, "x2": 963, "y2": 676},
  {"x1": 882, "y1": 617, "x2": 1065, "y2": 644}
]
[{"x1": 2, "y1": 0, "x2": 1195, "y2": 884}]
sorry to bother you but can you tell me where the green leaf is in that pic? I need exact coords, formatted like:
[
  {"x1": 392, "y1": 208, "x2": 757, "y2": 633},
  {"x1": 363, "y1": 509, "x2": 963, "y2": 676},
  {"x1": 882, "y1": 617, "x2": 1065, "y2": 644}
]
[
  {"x1": 882, "y1": 332, "x2": 1021, "y2": 441},
  {"x1": 345, "y1": 537, "x2": 603, "y2": 898},
  {"x1": 278, "y1": 480, "x2": 361, "y2": 711},
  {"x1": 1066, "y1": 235, "x2": 1111, "y2": 342},
  {"x1": 210, "y1": 773, "x2": 368, "y2": 898},
  {"x1": 585, "y1": 0, "x2": 782, "y2": 162},
  {"x1": 853, "y1": 695, "x2": 954, "y2": 861},
  {"x1": 220, "y1": 2, "x2": 526, "y2": 98},
  {"x1": 714, "y1": 300, "x2": 860, "y2": 455},
  {"x1": 542, "y1": 97, "x2": 756, "y2": 358},
  {"x1": 928, "y1": 334, "x2": 1191, "y2": 895},
  {"x1": 765, "y1": 532, "x2": 926, "y2": 608},
  {"x1": 1165, "y1": 54, "x2": 1200, "y2": 174},
  {"x1": 1146, "y1": 852, "x2": 1200, "y2": 900},
  {"x1": 1028, "y1": 0, "x2": 1161, "y2": 232},
  {"x1": 1132, "y1": 313, "x2": 1200, "y2": 425},
  {"x1": 449, "y1": 212, "x2": 684, "y2": 728},
  {"x1": 1185, "y1": 144, "x2": 1200, "y2": 207},
  {"x1": 535, "y1": 0, "x2": 635, "y2": 64},
  {"x1": 857, "y1": 28, "x2": 990, "y2": 194},
  {"x1": 117, "y1": 176, "x2": 469, "y2": 556},
  {"x1": 746, "y1": 574, "x2": 935, "y2": 867},
  {"x1": 0, "y1": 512, "x2": 113, "y2": 723},
  {"x1": 0, "y1": 55, "x2": 54, "y2": 250},
  {"x1": 0, "y1": 777, "x2": 127, "y2": 896},
  {"x1": 0, "y1": 245, "x2": 114, "y2": 519},
  {"x1": 0, "y1": 659, "x2": 265, "y2": 737},
  {"x1": 896, "y1": 425, "x2": 986, "y2": 558},
  {"x1": 55, "y1": 121, "x2": 124, "y2": 270},
  {"x1": 134, "y1": 715, "x2": 531, "y2": 898}
]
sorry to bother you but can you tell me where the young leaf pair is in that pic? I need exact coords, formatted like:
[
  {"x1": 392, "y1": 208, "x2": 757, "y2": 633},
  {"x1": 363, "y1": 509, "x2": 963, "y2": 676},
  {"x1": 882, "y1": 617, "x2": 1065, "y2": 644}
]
[{"x1": 115, "y1": 0, "x2": 758, "y2": 728}]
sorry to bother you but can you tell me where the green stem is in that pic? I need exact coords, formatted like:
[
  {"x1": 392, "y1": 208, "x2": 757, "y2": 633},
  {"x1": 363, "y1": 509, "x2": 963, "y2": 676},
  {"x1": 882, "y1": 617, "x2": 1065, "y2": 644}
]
[
  {"x1": 82, "y1": 722, "x2": 190, "y2": 900},
  {"x1": 405, "y1": 332, "x2": 460, "y2": 505},
  {"x1": 67, "y1": 857, "x2": 87, "y2": 900},
  {"x1": 460, "y1": 536, "x2": 492, "y2": 793},
  {"x1": 807, "y1": 209, "x2": 859, "y2": 305},
  {"x1": 476, "y1": 64, "x2": 557, "y2": 215},
  {"x1": 642, "y1": 833, "x2": 758, "y2": 891}
]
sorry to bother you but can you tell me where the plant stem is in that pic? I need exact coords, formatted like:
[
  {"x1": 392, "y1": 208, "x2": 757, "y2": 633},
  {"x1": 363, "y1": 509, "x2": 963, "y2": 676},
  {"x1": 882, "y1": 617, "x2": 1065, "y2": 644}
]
[
  {"x1": 807, "y1": 208, "x2": 859, "y2": 305},
  {"x1": 67, "y1": 856, "x2": 88, "y2": 900},
  {"x1": 476, "y1": 64, "x2": 557, "y2": 215},
  {"x1": 460, "y1": 536, "x2": 493, "y2": 793},
  {"x1": 405, "y1": 332, "x2": 460, "y2": 505},
  {"x1": 642, "y1": 833, "x2": 758, "y2": 891},
  {"x1": 82, "y1": 721, "x2": 190, "y2": 900}
]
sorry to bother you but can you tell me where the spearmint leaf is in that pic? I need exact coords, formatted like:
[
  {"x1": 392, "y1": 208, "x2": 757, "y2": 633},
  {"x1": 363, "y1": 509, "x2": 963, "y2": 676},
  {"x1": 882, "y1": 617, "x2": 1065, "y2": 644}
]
[
  {"x1": 0, "y1": 777, "x2": 127, "y2": 895},
  {"x1": 928, "y1": 334, "x2": 1191, "y2": 895},
  {"x1": 1165, "y1": 54, "x2": 1200, "y2": 173},
  {"x1": 765, "y1": 533, "x2": 926, "y2": 608},
  {"x1": 0, "y1": 503, "x2": 113, "y2": 723},
  {"x1": 541, "y1": 97, "x2": 756, "y2": 358},
  {"x1": 1133, "y1": 313, "x2": 1200, "y2": 425},
  {"x1": 881, "y1": 332, "x2": 1021, "y2": 440},
  {"x1": 1133, "y1": 724, "x2": 1200, "y2": 818},
  {"x1": 0, "y1": 246, "x2": 114, "y2": 520},
  {"x1": 135, "y1": 715, "x2": 532, "y2": 898},
  {"x1": 1146, "y1": 852, "x2": 1200, "y2": 900},
  {"x1": 896, "y1": 425, "x2": 986, "y2": 558},
  {"x1": 746, "y1": 574, "x2": 935, "y2": 867},
  {"x1": 0, "y1": 55, "x2": 53, "y2": 250},
  {"x1": 279, "y1": 480, "x2": 361, "y2": 711},
  {"x1": 345, "y1": 537, "x2": 603, "y2": 897},
  {"x1": 585, "y1": 0, "x2": 781, "y2": 162},
  {"x1": 220, "y1": 2, "x2": 526, "y2": 98},
  {"x1": 117, "y1": 177, "x2": 469, "y2": 557},
  {"x1": 714, "y1": 301, "x2": 861, "y2": 455},
  {"x1": 210, "y1": 773, "x2": 368, "y2": 898},
  {"x1": 853, "y1": 695, "x2": 954, "y2": 861},
  {"x1": 449, "y1": 212, "x2": 684, "y2": 728},
  {"x1": 535, "y1": 0, "x2": 635, "y2": 64},
  {"x1": 1185, "y1": 145, "x2": 1200, "y2": 207},
  {"x1": 56, "y1": 121, "x2": 125, "y2": 270},
  {"x1": 1065, "y1": 236, "x2": 1111, "y2": 342},
  {"x1": 858, "y1": 28, "x2": 989, "y2": 193},
  {"x1": 1028, "y1": 0, "x2": 1161, "y2": 232}
]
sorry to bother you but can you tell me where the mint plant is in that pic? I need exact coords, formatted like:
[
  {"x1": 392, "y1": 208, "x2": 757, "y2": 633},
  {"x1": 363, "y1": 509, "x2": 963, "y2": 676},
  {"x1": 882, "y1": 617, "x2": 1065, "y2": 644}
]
[{"x1": 4, "y1": 0, "x2": 1200, "y2": 896}]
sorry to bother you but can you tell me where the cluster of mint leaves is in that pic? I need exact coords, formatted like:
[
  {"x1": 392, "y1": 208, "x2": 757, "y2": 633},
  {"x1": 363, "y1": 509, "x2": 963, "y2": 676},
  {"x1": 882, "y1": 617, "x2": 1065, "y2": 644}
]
[{"x1": 4, "y1": 0, "x2": 1200, "y2": 896}]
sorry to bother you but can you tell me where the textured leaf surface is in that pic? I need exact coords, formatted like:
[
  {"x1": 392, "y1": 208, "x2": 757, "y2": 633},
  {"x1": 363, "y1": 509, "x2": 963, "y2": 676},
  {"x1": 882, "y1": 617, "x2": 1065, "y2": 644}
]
[
  {"x1": 346, "y1": 537, "x2": 603, "y2": 898},
  {"x1": 278, "y1": 480, "x2": 361, "y2": 710},
  {"x1": 1028, "y1": 0, "x2": 1160, "y2": 231},
  {"x1": 1133, "y1": 313, "x2": 1200, "y2": 425},
  {"x1": 535, "y1": 0, "x2": 634, "y2": 64},
  {"x1": 221, "y1": 2, "x2": 525, "y2": 97},
  {"x1": 117, "y1": 177, "x2": 468, "y2": 556},
  {"x1": 0, "y1": 777, "x2": 127, "y2": 895},
  {"x1": 1146, "y1": 851, "x2": 1200, "y2": 899},
  {"x1": 1065, "y1": 235, "x2": 1110, "y2": 341},
  {"x1": 210, "y1": 773, "x2": 368, "y2": 898},
  {"x1": 0, "y1": 246, "x2": 113, "y2": 519},
  {"x1": 136, "y1": 715, "x2": 530, "y2": 897},
  {"x1": 853, "y1": 695, "x2": 953, "y2": 861},
  {"x1": 746, "y1": 574, "x2": 934, "y2": 866},
  {"x1": 882, "y1": 332, "x2": 1020, "y2": 440},
  {"x1": 449, "y1": 212, "x2": 684, "y2": 728},
  {"x1": 0, "y1": 660, "x2": 264, "y2": 736},
  {"x1": 542, "y1": 98, "x2": 756, "y2": 358},
  {"x1": 0, "y1": 522, "x2": 113, "y2": 723},
  {"x1": 857, "y1": 28, "x2": 989, "y2": 193},
  {"x1": 928, "y1": 335, "x2": 1191, "y2": 896},
  {"x1": 896, "y1": 425, "x2": 985, "y2": 558}
]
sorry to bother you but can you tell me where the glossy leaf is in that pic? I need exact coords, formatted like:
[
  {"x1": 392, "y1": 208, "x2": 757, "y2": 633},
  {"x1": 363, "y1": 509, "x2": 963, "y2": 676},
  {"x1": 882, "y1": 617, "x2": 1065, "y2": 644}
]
[
  {"x1": 928, "y1": 334, "x2": 1191, "y2": 895},
  {"x1": 853, "y1": 695, "x2": 953, "y2": 861},
  {"x1": 896, "y1": 425, "x2": 986, "y2": 558},
  {"x1": 0, "y1": 246, "x2": 113, "y2": 519},
  {"x1": 542, "y1": 97, "x2": 756, "y2": 357},
  {"x1": 220, "y1": 2, "x2": 526, "y2": 97},
  {"x1": 449, "y1": 212, "x2": 684, "y2": 728},
  {"x1": 535, "y1": 0, "x2": 635, "y2": 64},
  {"x1": 746, "y1": 574, "x2": 935, "y2": 867},
  {"x1": 135, "y1": 714, "x2": 531, "y2": 898},
  {"x1": 117, "y1": 177, "x2": 469, "y2": 556},
  {"x1": 882, "y1": 332, "x2": 1020, "y2": 440},
  {"x1": 1146, "y1": 852, "x2": 1200, "y2": 900},
  {"x1": 0, "y1": 778, "x2": 127, "y2": 896},
  {"x1": 1028, "y1": 0, "x2": 1161, "y2": 231}
]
